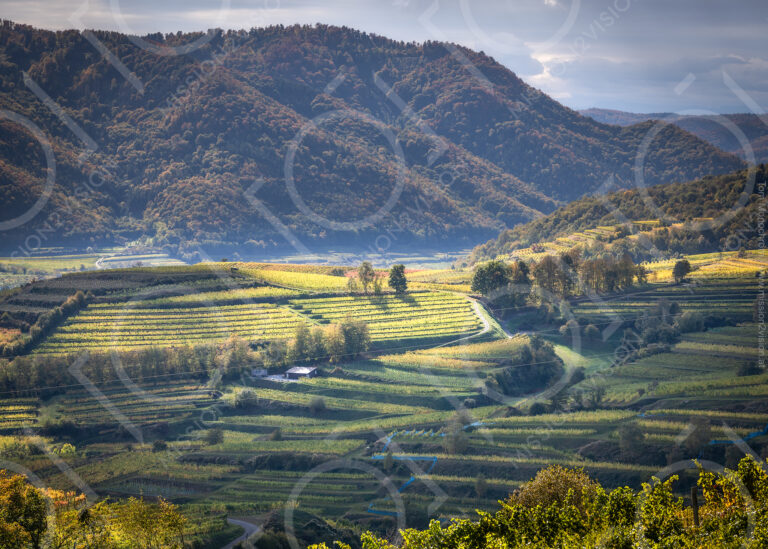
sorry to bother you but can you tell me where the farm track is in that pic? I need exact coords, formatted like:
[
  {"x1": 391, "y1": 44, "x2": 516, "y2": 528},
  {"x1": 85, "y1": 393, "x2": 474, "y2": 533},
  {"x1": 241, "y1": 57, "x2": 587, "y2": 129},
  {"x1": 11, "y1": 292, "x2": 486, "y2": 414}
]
[{"x1": 222, "y1": 519, "x2": 260, "y2": 549}]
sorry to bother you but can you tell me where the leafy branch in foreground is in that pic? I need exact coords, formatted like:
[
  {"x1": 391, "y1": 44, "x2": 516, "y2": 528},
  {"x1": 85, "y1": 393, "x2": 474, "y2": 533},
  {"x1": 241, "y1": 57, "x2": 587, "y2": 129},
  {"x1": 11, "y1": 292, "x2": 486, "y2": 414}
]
[{"x1": 311, "y1": 458, "x2": 768, "y2": 549}]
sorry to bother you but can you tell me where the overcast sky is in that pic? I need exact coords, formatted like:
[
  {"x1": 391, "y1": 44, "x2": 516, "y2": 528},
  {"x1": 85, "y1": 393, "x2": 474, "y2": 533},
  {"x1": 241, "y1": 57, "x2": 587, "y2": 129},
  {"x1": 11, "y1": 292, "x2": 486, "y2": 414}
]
[{"x1": 3, "y1": 0, "x2": 766, "y2": 113}]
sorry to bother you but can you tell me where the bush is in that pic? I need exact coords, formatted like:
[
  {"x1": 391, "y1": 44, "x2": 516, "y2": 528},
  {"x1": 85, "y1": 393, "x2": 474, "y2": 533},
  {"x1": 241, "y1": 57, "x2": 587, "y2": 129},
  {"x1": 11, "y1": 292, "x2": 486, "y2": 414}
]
[
  {"x1": 509, "y1": 465, "x2": 603, "y2": 519},
  {"x1": 583, "y1": 323, "x2": 600, "y2": 340},
  {"x1": 676, "y1": 311, "x2": 704, "y2": 333},
  {"x1": 528, "y1": 402, "x2": 548, "y2": 416},
  {"x1": 738, "y1": 361, "x2": 761, "y2": 376},
  {"x1": 151, "y1": 440, "x2": 167, "y2": 452},
  {"x1": 309, "y1": 397, "x2": 326, "y2": 415},
  {"x1": 559, "y1": 318, "x2": 579, "y2": 337},
  {"x1": 235, "y1": 388, "x2": 259, "y2": 409},
  {"x1": 204, "y1": 428, "x2": 224, "y2": 446}
]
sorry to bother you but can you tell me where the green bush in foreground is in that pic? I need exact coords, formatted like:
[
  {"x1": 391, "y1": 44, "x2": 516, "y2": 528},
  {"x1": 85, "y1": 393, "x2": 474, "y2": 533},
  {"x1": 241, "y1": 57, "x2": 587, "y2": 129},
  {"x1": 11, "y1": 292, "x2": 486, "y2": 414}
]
[{"x1": 311, "y1": 459, "x2": 768, "y2": 549}]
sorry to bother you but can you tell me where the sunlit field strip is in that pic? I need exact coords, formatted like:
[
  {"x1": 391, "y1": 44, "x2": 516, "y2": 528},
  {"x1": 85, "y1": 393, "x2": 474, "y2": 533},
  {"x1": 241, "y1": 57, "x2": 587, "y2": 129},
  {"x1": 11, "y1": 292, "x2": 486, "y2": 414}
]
[
  {"x1": 343, "y1": 362, "x2": 480, "y2": 388},
  {"x1": 240, "y1": 268, "x2": 349, "y2": 291},
  {"x1": 209, "y1": 432, "x2": 362, "y2": 454},
  {"x1": 214, "y1": 406, "x2": 502, "y2": 436},
  {"x1": 228, "y1": 386, "x2": 430, "y2": 415},
  {"x1": 51, "y1": 320, "x2": 302, "y2": 334},
  {"x1": 34, "y1": 302, "x2": 307, "y2": 353},
  {"x1": 374, "y1": 354, "x2": 495, "y2": 370}
]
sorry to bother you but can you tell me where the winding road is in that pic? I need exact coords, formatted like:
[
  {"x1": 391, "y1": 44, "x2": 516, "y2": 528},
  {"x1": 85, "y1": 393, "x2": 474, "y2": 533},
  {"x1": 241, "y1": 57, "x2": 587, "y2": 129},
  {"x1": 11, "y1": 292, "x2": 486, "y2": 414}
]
[{"x1": 222, "y1": 518, "x2": 261, "y2": 549}]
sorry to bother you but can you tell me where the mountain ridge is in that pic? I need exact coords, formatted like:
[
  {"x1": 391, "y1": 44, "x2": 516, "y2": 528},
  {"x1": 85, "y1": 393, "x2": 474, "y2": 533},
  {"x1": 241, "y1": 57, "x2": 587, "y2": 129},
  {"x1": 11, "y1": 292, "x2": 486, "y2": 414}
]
[
  {"x1": 0, "y1": 21, "x2": 744, "y2": 258},
  {"x1": 580, "y1": 107, "x2": 768, "y2": 164}
]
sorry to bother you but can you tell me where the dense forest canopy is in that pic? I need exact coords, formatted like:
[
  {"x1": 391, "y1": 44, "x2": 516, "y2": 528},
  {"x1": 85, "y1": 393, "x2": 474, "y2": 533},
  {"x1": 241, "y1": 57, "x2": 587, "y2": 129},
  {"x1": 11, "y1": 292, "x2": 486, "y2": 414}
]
[{"x1": 0, "y1": 21, "x2": 744, "y2": 258}]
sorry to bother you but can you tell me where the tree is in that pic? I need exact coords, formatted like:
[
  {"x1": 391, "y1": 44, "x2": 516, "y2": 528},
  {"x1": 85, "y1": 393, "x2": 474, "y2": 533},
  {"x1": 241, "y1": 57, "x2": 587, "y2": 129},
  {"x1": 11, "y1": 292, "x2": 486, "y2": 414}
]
[
  {"x1": 308, "y1": 327, "x2": 327, "y2": 363},
  {"x1": 618, "y1": 423, "x2": 645, "y2": 456},
  {"x1": 673, "y1": 259, "x2": 691, "y2": 283},
  {"x1": 325, "y1": 324, "x2": 347, "y2": 363},
  {"x1": 471, "y1": 260, "x2": 510, "y2": 295},
  {"x1": 442, "y1": 421, "x2": 468, "y2": 455},
  {"x1": 388, "y1": 264, "x2": 407, "y2": 294},
  {"x1": 114, "y1": 497, "x2": 186, "y2": 548},
  {"x1": 357, "y1": 262, "x2": 376, "y2": 293},
  {"x1": 475, "y1": 474, "x2": 488, "y2": 498},
  {"x1": 684, "y1": 416, "x2": 711, "y2": 454},
  {"x1": 0, "y1": 470, "x2": 47, "y2": 549},
  {"x1": 532, "y1": 255, "x2": 562, "y2": 296},
  {"x1": 383, "y1": 450, "x2": 394, "y2": 472},
  {"x1": 326, "y1": 317, "x2": 371, "y2": 363},
  {"x1": 204, "y1": 427, "x2": 224, "y2": 446},
  {"x1": 287, "y1": 323, "x2": 311, "y2": 364}
]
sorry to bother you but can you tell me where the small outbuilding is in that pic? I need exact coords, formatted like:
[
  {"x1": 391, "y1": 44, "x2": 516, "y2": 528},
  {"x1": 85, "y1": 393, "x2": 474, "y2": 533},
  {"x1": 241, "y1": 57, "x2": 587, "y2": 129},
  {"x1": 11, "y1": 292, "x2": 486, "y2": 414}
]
[
  {"x1": 285, "y1": 366, "x2": 318, "y2": 380},
  {"x1": 251, "y1": 368, "x2": 268, "y2": 378}
]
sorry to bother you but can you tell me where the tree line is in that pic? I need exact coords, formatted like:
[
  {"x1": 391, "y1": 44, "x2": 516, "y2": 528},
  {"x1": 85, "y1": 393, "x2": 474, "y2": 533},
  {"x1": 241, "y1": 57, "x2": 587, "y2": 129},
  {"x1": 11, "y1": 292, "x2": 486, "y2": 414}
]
[
  {"x1": 471, "y1": 250, "x2": 648, "y2": 305},
  {"x1": 259, "y1": 317, "x2": 371, "y2": 369}
]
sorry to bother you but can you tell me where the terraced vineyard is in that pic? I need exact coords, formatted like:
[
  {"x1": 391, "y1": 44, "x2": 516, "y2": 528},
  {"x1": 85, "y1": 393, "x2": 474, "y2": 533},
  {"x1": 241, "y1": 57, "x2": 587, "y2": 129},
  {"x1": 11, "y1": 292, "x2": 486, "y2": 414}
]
[
  {"x1": 29, "y1": 285, "x2": 483, "y2": 354},
  {"x1": 289, "y1": 292, "x2": 483, "y2": 343},
  {"x1": 0, "y1": 253, "x2": 765, "y2": 548},
  {"x1": 0, "y1": 399, "x2": 37, "y2": 432},
  {"x1": 34, "y1": 302, "x2": 307, "y2": 354},
  {"x1": 570, "y1": 276, "x2": 760, "y2": 324}
]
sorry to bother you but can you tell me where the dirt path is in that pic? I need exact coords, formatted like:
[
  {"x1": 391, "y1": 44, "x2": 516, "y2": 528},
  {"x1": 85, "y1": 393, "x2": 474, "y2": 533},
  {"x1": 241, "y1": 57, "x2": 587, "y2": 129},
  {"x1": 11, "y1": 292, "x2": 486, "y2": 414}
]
[{"x1": 222, "y1": 518, "x2": 261, "y2": 549}]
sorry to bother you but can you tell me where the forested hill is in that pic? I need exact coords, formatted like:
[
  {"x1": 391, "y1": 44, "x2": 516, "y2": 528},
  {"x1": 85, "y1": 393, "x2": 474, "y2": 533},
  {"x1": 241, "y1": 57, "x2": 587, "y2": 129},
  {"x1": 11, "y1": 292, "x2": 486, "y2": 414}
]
[
  {"x1": 0, "y1": 22, "x2": 743, "y2": 257},
  {"x1": 468, "y1": 165, "x2": 767, "y2": 264},
  {"x1": 581, "y1": 108, "x2": 768, "y2": 164}
]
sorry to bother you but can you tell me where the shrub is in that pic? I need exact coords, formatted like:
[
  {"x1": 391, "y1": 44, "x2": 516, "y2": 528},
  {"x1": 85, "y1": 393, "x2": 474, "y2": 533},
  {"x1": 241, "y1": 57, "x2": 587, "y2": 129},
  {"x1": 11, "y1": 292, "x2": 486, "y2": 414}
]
[
  {"x1": 509, "y1": 465, "x2": 603, "y2": 519},
  {"x1": 204, "y1": 428, "x2": 224, "y2": 446},
  {"x1": 235, "y1": 388, "x2": 259, "y2": 409},
  {"x1": 583, "y1": 323, "x2": 600, "y2": 339},
  {"x1": 737, "y1": 361, "x2": 761, "y2": 376},
  {"x1": 559, "y1": 318, "x2": 579, "y2": 337},
  {"x1": 309, "y1": 397, "x2": 326, "y2": 415},
  {"x1": 676, "y1": 311, "x2": 704, "y2": 333}
]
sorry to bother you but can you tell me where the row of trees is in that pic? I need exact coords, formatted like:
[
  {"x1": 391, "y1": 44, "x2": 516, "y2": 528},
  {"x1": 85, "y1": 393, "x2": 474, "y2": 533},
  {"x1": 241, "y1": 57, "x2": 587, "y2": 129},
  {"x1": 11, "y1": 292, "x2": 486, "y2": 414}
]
[
  {"x1": 261, "y1": 318, "x2": 371, "y2": 368},
  {"x1": 471, "y1": 251, "x2": 648, "y2": 304},
  {"x1": 347, "y1": 262, "x2": 408, "y2": 294},
  {"x1": 0, "y1": 291, "x2": 88, "y2": 356},
  {"x1": 0, "y1": 341, "x2": 238, "y2": 397}
]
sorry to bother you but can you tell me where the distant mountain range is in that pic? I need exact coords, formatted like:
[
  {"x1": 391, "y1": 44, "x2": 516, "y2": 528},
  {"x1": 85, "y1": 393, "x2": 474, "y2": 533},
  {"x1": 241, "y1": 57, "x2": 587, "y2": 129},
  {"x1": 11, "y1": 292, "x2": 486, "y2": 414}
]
[
  {"x1": 580, "y1": 108, "x2": 768, "y2": 164},
  {"x1": 0, "y1": 22, "x2": 744, "y2": 257}
]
